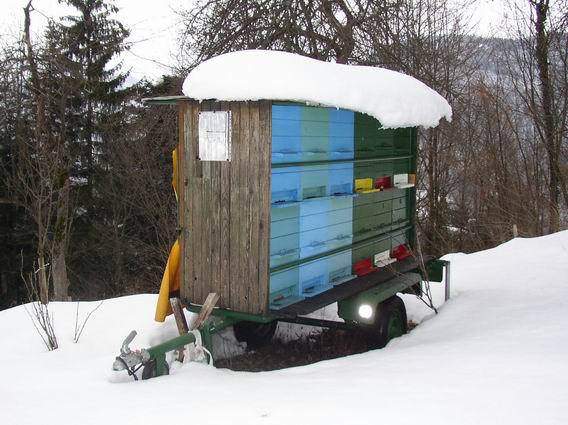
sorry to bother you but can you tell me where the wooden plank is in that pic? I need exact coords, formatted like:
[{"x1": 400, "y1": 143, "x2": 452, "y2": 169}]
[
  {"x1": 170, "y1": 297, "x2": 190, "y2": 362},
  {"x1": 247, "y1": 102, "x2": 261, "y2": 313},
  {"x1": 238, "y1": 102, "x2": 252, "y2": 313},
  {"x1": 200, "y1": 102, "x2": 213, "y2": 305},
  {"x1": 228, "y1": 103, "x2": 242, "y2": 311},
  {"x1": 191, "y1": 292, "x2": 220, "y2": 330},
  {"x1": 183, "y1": 101, "x2": 191, "y2": 302},
  {"x1": 170, "y1": 298, "x2": 190, "y2": 334},
  {"x1": 181, "y1": 102, "x2": 193, "y2": 302},
  {"x1": 190, "y1": 102, "x2": 202, "y2": 303},
  {"x1": 209, "y1": 103, "x2": 223, "y2": 300},
  {"x1": 219, "y1": 103, "x2": 232, "y2": 307},
  {"x1": 257, "y1": 101, "x2": 272, "y2": 314},
  {"x1": 178, "y1": 102, "x2": 186, "y2": 300}
]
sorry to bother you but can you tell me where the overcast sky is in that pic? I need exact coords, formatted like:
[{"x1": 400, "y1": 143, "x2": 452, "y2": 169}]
[
  {"x1": 0, "y1": 0, "x2": 186, "y2": 83},
  {"x1": 0, "y1": 0, "x2": 508, "y2": 83}
]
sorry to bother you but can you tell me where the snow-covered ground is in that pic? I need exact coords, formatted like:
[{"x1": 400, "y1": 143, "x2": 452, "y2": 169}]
[{"x1": 1, "y1": 231, "x2": 567, "y2": 425}]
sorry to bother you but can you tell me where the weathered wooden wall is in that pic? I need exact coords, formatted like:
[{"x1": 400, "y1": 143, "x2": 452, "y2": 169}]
[{"x1": 179, "y1": 100, "x2": 271, "y2": 314}]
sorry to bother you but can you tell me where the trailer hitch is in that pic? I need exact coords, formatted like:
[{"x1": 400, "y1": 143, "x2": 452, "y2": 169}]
[{"x1": 112, "y1": 330, "x2": 151, "y2": 380}]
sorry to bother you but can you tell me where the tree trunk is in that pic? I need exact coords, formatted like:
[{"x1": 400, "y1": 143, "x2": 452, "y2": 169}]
[
  {"x1": 51, "y1": 248, "x2": 69, "y2": 301},
  {"x1": 532, "y1": 0, "x2": 559, "y2": 233},
  {"x1": 52, "y1": 174, "x2": 70, "y2": 301},
  {"x1": 37, "y1": 251, "x2": 49, "y2": 305}
]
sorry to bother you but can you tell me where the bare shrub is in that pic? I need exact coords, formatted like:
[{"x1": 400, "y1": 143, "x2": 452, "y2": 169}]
[
  {"x1": 73, "y1": 300, "x2": 104, "y2": 343},
  {"x1": 21, "y1": 255, "x2": 58, "y2": 351}
]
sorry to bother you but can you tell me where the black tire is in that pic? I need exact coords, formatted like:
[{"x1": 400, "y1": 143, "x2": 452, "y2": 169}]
[
  {"x1": 141, "y1": 358, "x2": 169, "y2": 380},
  {"x1": 368, "y1": 295, "x2": 408, "y2": 349},
  {"x1": 233, "y1": 320, "x2": 277, "y2": 349}
]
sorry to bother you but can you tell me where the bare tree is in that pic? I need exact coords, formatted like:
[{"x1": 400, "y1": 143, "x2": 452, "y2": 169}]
[
  {"x1": 462, "y1": 73, "x2": 546, "y2": 244},
  {"x1": 100, "y1": 101, "x2": 179, "y2": 295},
  {"x1": 176, "y1": 0, "x2": 388, "y2": 69},
  {"x1": 502, "y1": 0, "x2": 568, "y2": 232},
  {"x1": 6, "y1": 2, "x2": 74, "y2": 302},
  {"x1": 362, "y1": 0, "x2": 481, "y2": 253}
]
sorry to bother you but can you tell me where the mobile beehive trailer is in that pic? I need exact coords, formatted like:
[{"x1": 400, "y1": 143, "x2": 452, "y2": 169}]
[{"x1": 112, "y1": 51, "x2": 452, "y2": 379}]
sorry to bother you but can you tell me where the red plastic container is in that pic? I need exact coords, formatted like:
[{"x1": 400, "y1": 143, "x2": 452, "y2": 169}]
[
  {"x1": 392, "y1": 244, "x2": 411, "y2": 261},
  {"x1": 375, "y1": 176, "x2": 392, "y2": 190},
  {"x1": 354, "y1": 258, "x2": 377, "y2": 276}
]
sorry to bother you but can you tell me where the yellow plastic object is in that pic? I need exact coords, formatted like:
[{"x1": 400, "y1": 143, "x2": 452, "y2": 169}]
[
  {"x1": 155, "y1": 147, "x2": 181, "y2": 322},
  {"x1": 155, "y1": 239, "x2": 181, "y2": 322},
  {"x1": 172, "y1": 147, "x2": 179, "y2": 201},
  {"x1": 355, "y1": 178, "x2": 381, "y2": 193},
  {"x1": 355, "y1": 178, "x2": 373, "y2": 192}
]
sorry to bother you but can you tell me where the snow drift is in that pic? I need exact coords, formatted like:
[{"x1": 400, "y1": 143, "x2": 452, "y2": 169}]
[
  {"x1": 182, "y1": 50, "x2": 452, "y2": 129},
  {"x1": 1, "y1": 231, "x2": 567, "y2": 425}
]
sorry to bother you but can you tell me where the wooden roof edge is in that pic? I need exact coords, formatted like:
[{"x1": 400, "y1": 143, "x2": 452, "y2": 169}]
[
  {"x1": 142, "y1": 95, "x2": 191, "y2": 105},
  {"x1": 142, "y1": 97, "x2": 327, "y2": 108},
  {"x1": 142, "y1": 96, "x2": 270, "y2": 105}
]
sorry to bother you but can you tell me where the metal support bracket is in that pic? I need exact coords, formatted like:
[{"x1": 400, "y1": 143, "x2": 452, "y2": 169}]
[{"x1": 444, "y1": 261, "x2": 451, "y2": 301}]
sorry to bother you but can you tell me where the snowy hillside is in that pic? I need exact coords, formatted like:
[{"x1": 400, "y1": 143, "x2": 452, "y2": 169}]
[{"x1": 1, "y1": 231, "x2": 567, "y2": 425}]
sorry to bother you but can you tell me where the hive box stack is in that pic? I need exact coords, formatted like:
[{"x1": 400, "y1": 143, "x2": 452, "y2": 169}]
[{"x1": 269, "y1": 103, "x2": 416, "y2": 309}]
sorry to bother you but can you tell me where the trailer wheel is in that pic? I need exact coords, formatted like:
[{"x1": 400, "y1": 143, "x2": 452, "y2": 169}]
[
  {"x1": 368, "y1": 295, "x2": 407, "y2": 349},
  {"x1": 233, "y1": 321, "x2": 277, "y2": 349},
  {"x1": 141, "y1": 358, "x2": 169, "y2": 380}
]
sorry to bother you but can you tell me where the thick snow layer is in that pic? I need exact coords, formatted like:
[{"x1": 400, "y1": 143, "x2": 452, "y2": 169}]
[
  {"x1": 182, "y1": 50, "x2": 452, "y2": 129},
  {"x1": 2, "y1": 231, "x2": 568, "y2": 425}
]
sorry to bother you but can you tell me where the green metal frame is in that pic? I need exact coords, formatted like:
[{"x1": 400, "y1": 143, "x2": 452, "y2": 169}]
[
  {"x1": 337, "y1": 272, "x2": 422, "y2": 324},
  {"x1": 142, "y1": 258, "x2": 446, "y2": 378},
  {"x1": 186, "y1": 303, "x2": 277, "y2": 324},
  {"x1": 146, "y1": 333, "x2": 196, "y2": 376},
  {"x1": 423, "y1": 259, "x2": 448, "y2": 282},
  {"x1": 143, "y1": 314, "x2": 241, "y2": 376}
]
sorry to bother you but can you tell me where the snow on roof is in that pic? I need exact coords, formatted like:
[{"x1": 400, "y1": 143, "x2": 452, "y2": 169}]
[{"x1": 182, "y1": 50, "x2": 452, "y2": 129}]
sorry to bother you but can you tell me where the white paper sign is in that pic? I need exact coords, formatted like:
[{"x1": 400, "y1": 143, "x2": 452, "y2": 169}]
[{"x1": 198, "y1": 111, "x2": 232, "y2": 161}]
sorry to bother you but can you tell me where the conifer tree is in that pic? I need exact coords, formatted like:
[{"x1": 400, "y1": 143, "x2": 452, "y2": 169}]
[{"x1": 56, "y1": 0, "x2": 133, "y2": 296}]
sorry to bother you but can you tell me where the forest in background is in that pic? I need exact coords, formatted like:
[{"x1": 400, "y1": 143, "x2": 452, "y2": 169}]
[{"x1": 1, "y1": 0, "x2": 566, "y2": 310}]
